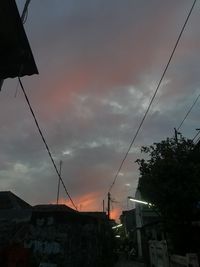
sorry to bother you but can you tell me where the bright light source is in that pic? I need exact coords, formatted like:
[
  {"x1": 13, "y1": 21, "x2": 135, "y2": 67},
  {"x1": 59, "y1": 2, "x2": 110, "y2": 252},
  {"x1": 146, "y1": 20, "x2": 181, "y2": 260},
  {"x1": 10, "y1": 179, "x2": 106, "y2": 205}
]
[
  {"x1": 128, "y1": 197, "x2": 152, "y2": 206},
  {"x1": 112, "y1": 224, "x2": 123, "y2": 229},
  {"x1": 115, "y1": 235, "x2": 120, "y2": 238}
]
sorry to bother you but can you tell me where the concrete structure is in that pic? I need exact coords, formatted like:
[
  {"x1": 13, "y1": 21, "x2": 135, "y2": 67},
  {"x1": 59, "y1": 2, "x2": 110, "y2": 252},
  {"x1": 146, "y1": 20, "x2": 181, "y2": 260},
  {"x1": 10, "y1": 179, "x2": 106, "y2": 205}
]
[
  {"x1": 134, "y1": 190, "x2": 161, "y2": 258},
  {"x1": 80, "y1": 211, "x2": 108, "y2": 220},
  {"x1": 28, "y1": 204, "x2": 114, "y2": 266},
  {"x1": 0, "y1": 191, "x2": 115, "y2": 267},
  {"x1": 120, "y1": 209, "x2": 136, "y2": 238}
]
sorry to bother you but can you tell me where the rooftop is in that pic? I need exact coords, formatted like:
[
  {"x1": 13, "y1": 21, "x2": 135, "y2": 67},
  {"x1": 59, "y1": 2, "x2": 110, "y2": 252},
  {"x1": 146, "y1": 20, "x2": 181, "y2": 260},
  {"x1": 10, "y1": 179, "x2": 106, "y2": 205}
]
[
  {"x1": 33, "y1": 204, "x2": 77, "y2": 213},
  {"x1": 0, "y1": 191, "x2": 31, "y2": 210},
  {"x1": 80, "y1": 211, "x2": 108, "y2": 220}
]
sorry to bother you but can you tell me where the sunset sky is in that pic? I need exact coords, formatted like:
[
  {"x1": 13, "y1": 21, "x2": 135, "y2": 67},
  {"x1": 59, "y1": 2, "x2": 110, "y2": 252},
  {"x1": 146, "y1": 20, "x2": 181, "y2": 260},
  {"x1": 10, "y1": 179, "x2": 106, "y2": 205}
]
[{"x1": 1, "y1": 0, "x2": 200, "y2": 220}]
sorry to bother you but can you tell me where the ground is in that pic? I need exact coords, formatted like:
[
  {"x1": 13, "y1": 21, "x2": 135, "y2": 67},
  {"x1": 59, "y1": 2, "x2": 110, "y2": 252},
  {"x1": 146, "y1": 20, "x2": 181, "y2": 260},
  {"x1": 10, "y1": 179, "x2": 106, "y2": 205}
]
[{"x1": 115, "y1": 257, "x2": 146, "y2": 267}]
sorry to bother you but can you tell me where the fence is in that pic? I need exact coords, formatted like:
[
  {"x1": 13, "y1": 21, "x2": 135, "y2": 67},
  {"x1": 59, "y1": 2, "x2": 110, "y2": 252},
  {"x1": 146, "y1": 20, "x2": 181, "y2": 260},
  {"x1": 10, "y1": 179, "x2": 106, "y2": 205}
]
[
  {"x1": 149, "y1": 240, "x2": 199, "y2": 267},
  {"x1": 170, "y1": 254, "x2": 199, "y2": 267}
]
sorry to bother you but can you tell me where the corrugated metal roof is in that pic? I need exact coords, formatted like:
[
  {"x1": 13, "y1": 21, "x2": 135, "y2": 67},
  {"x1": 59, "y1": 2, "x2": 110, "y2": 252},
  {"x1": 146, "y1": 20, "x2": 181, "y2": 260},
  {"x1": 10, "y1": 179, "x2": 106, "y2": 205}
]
[{"x1": 0, "y1": 0, "x2": 38, "y2": 79}]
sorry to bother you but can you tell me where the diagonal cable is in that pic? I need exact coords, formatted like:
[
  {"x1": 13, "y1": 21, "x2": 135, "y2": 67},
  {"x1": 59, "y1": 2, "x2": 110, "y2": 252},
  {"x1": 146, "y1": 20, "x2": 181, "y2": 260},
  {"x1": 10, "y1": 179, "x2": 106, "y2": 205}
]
[
  {"x1": 108, "y1": 0, "x2": 197, "y2": 193},
  {"x1": 192, "y1": 129, "x2": 200, "y2": 142},
  {"x1": 177, "y1": 93, "x2": 200, "y2": 131},
  {"x1": 18, "y1": 77, "x2": 77, "y2": 210}
]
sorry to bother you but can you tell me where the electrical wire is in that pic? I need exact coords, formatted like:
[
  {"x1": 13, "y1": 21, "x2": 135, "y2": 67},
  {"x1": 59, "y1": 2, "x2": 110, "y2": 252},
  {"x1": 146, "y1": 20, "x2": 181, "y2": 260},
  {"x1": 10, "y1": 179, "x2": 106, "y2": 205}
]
[
  {"x1": 22, "y1": 8, "x2": 29, "y2": 24},
  {"x1": 177, "y1": 93, "x2": 200, "y2": 131},
  {"x1": 195, "y1": 135, "x2": 200, "y2": 145},
  {"x1": 108, "y1": 0, "x2": 197, "y2": 193},
  {"x1": 21, "y1": 0, "x2": 31, "y2": 24},
  {"x1": 192, "y1": 129, "x2": 200, "y2": 142},
  {"x1": 18, "y1": 77, "x2": 78, "y2": 210}
]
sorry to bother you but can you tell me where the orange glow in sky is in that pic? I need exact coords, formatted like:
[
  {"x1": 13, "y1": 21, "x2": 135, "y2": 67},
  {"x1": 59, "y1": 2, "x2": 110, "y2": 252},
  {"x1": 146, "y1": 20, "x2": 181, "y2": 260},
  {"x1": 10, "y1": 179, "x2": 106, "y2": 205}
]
[{"x1": 52, "y1": 192, "x2": 121, "y2": 222}]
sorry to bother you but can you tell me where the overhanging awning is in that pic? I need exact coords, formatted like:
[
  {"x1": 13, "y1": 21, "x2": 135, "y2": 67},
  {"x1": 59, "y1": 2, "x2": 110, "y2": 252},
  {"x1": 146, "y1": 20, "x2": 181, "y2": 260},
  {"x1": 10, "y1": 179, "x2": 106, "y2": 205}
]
[{"x1": 0, "y1": 0, "x2": 38, "y2": 79}]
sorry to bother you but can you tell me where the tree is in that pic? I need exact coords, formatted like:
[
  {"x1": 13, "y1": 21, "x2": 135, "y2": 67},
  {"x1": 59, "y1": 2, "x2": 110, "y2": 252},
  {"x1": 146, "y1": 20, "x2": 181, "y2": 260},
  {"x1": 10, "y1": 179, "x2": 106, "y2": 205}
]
[{"x1": 136, "y1": 135, "x2": 200, "y2": 253}]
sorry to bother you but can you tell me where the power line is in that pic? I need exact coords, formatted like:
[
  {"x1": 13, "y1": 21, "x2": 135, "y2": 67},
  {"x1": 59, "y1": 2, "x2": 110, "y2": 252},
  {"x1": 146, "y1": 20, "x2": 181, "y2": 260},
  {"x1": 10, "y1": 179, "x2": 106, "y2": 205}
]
[
  {"x1": 18, "y1": 77, "x2": 77, "y2": 210},
  {"x1": 108, "y1": 0, "x2": 197, "y2": 193},
  {"x1": 192, "y1": 129, "x2": 200, "y2": 142},
  {"x1": 177, "y1": 93, "x2": 200, "y2": 131},
  {"x1": 195, "y1": 135, "x2": 200, "y2": 144},
  {"x1": 21, "y1": 0, "x2": 31, "y2": 24}
]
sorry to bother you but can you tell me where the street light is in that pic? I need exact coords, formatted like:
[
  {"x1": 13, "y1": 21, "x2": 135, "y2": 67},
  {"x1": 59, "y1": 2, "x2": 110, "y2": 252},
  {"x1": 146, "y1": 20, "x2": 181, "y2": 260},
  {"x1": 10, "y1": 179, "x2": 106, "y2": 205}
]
[
  {"x1": 127, "y1": 195, "x2": 155, "y2": 258},
  {"x1": 112, "y1": 224, "x2": 123, "y2": 229},
  {"x1": 128, "y1": 196, "x2": 159, "y2": 216},
  {"x1": 128, "y1": 196, "x2": 153, "y2": 206},
  {"x1": 127, "y1": 195, "x2": 163, "y2": 258}
]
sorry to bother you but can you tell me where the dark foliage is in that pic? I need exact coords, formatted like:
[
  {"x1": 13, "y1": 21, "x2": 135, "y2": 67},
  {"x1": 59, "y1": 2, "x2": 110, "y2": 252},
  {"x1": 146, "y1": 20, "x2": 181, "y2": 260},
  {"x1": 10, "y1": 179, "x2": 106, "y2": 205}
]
[{"x1": 136, "y1": 136, "x2": 200, "y2": 253}]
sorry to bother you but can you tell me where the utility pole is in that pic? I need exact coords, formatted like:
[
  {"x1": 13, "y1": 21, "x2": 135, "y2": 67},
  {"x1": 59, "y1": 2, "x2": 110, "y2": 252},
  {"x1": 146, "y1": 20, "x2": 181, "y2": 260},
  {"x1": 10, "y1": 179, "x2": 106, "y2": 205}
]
[
  {"x1": 103, "y1": 199, "x2": 105, "y2": 212},
  {"x1": 174, "y1": 128, "x2": 181, "y2": 143},
  {"x1": 56, "y1": 160, "x2": 62, "y2": 205},
  {"x1": 174, "y1": 128, "x2": 178, "y2": 143},
  {"x1": 135, "y1": 190, "x2": 143, "y2": 259},
  {"x1": 107, "y1": 192, "x2": 111, "y2": 220}
]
